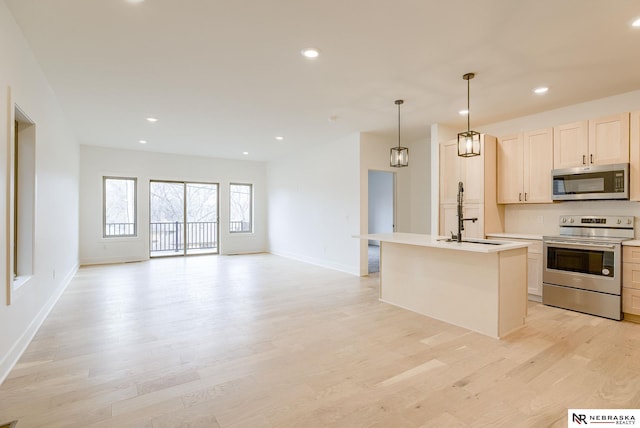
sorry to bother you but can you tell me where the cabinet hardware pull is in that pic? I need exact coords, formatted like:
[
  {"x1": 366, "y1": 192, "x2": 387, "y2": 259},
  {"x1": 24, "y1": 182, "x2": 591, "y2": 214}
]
[
  {"x1": 524, "y1": 193, "x2": 528, "y2": 201},
  {"x1": 590, "y1": 154, "x2": 593, "y2": 164},
  {"x1": 582, "y1": 155, "x2": 586, "y2": 165},
  {"x1": 519, "y1": 192, "x2": 522, "y2": 202}
]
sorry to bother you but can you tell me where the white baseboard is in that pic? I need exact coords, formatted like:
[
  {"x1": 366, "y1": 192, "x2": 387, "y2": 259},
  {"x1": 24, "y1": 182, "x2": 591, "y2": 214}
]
[
  {"x1": 269, "y1": 249, "x2": 359, "y2": 276},
  {"x1": 0, "y1": 263, "x2": 79, "y2": 385},
  {"x1": 79, "y1": 255, "x2": 147, "y2": 266}
]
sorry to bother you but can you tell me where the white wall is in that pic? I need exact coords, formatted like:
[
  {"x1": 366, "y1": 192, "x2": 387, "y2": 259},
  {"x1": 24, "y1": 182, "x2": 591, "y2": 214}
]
[
  {"x1": 267, "y1": 131, "x2": 430, "y2": 276},
  {"x1": 0, "y1": 2, "x2": 80, "y2": 382},
  {"x1": 409, "y1": 134, "x2": 431, "y2": 234},
  {"x1": 267, "y1": 133, "x2": 361, "y2": 275},
  {"x1": 358, "y1": 133, "x2": 430, "y2": 275},
  {"x1": 80, "y1": 145, "x2": 267, "y2": 264}
]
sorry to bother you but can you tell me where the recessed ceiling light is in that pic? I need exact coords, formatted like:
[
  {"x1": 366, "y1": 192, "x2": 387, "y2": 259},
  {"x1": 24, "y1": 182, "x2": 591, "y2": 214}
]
[
  {"x1": 126, "y1": 0, "x2": 145, "y2": 4},
  {"x1": 138, "y1": 140, "x2": 148, "y2": 144},
  {"x1": 632, "y1": 17, "x2": 640, "y2": 27},
  {"x1": 459, "y1": 109, "x2": 469, "y2": 116},
  {"x1": 301, "y1": 48, "x2": 320, "y2": 58},
  {"x1": 533, "y1": 86, "x2": 549, "y2": 94},
  {"x1": 275, "y1": 136, "x2": 284, "y2": 141},
  {"x1": 146, "y1": 117, "x2": 158, "y2": 122},
  {"x1": 242, "y1": 151, "x2": 249, "y2": 155}
]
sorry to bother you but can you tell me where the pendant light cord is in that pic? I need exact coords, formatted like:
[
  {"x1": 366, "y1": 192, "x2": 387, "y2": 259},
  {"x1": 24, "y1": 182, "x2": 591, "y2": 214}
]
[
  {"x1": 467, "y1": 77, "x2": 471, "y2": 132},
  {"x1": 395, "y1": 99, "x2": 404, "y2": 149},
  {"x1": 397, "y1": 102, "x2": 401, "y2": 149}
]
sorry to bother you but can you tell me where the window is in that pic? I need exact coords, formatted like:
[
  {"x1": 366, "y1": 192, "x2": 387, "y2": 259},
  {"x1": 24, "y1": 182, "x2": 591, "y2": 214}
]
[
  {"x1": 229, "y1": 183, "x2": 252, "y2": 233},
  {"x1": 103, "y1": 177, "x2": 137, "y2": 237}
]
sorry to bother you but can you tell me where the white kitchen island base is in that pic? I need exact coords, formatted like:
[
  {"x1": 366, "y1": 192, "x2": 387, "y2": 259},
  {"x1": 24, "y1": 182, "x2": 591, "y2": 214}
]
[{"x1": 365, "y1": 233, "x2": 528, "y2": 339}]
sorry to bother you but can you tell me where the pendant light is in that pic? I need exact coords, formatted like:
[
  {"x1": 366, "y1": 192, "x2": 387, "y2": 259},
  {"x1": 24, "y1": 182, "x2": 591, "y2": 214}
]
[
  {"x1": 457, "y1": 73, "x2": 481, "y2": 157},
  {"x1": 390, "y1": 99, "x2": 408, "y2": 167}
]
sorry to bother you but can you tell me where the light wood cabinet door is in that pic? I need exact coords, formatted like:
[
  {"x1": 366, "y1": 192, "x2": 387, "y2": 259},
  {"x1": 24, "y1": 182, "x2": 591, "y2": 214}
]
[
  {"x1": 497, "y1": 134, "x2": 523, "y2": 204},
  {"x1": 439, "y1": 141, "x2": 461, "y2": 204},
  {"x1": 439, "y1": 204, "x2": 484, "y2": 239},
  {"x1": 439, "y1": 204, "x2": 458, "y2": 237},
  {"x1": 624, "y1": 246, "x2": 640, "y2": 264},
  {"x1": 527, "y1": 252, "x2": 542, "y2": 297},
  {"x1": 589, "y1": 113, "x2": 629, "y2": 165},
  {"x1": 463, "y1": 204, "x2": 484, "y2": 239},
  {"x1": 523, "y1": 128, "x2": 553, "y2": 203},
  {"x1": 629, "y1": 111, "x2": 640, "y2": 201},
  {"x1": 461, "y1": 140, "x2": 485, "y2": 204},
  {"x1": 497, "y1": 129, "x2": 553, "y2": 204},
  {"x1": 623, "y1": 262, "x2": 640, "y2": 290},
  {"x1": 489, "y1": 237, "x2": 542, "y2": 298},
  {"x1": 553, "y1": 121, "x2": 588, "y2": 168},
  {"x1": 623, "y1": 287, "x2": 640, "y2": 315}
]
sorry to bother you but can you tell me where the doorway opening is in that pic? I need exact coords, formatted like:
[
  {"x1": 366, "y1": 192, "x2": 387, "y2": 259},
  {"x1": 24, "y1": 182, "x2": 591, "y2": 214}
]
[
  {"x1": 149, "y1": 181, "x2": 219, "y2": 257},
  {"x1": 10, "y1": 106, "x2": 36, "y2": 296},
  {"x1": 368, "y1": 170, "x2": 395, "y2": 274}
]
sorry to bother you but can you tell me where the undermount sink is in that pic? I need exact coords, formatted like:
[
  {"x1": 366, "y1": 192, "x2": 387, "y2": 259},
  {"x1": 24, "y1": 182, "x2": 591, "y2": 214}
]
[{"x1": 437, "y1": 238, "x2": 505, "y2": 245}]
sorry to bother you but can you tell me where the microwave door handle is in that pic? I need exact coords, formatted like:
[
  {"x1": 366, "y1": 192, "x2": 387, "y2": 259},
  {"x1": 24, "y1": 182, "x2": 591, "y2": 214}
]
[{"x1": 545, "y1": 240, "x2": 617, "y2": 250}]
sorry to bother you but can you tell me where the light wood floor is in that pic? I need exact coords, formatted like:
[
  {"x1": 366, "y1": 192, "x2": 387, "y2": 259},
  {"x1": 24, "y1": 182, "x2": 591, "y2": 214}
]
[{"x1": 1, "y1": 254, "x2": 639, "y2": 427}]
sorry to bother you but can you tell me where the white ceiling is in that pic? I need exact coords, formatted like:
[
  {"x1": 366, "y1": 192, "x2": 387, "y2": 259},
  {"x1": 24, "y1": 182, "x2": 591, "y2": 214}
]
[{"x1": 5, "y1": 0, "x2": 640, "y2": 161}]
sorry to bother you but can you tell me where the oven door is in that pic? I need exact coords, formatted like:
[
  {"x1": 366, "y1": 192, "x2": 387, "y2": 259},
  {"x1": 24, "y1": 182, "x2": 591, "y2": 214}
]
[{"x1": 543, "y1": 239, "x2": 621, "y2": 295}]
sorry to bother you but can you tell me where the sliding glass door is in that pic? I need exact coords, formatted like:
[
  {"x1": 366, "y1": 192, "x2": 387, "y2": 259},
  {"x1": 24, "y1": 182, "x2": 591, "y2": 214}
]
[{"x1": 149, "y1": 181, "x2": 219, "y2": 257}]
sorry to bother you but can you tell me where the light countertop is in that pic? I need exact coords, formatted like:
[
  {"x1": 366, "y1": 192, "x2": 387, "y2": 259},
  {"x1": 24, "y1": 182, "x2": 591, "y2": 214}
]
[
  {"x1": 623, "y1": 240, "x2": 640, "y2": 246},
  {"x1": 486, "y1": 232, "x2": 543, "y2": 241},
  {"x1": 358, "y1": 232, "x2": 528, "y2": 253}
]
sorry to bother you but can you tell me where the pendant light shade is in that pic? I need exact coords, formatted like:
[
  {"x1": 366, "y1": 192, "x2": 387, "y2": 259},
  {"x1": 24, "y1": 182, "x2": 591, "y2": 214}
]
[
  {"x1": 457, "y1": 73, "x2": 481, "y2": 157},
  {"x1": 390, "y1": 99, "x2": 408, "y2": 167}
]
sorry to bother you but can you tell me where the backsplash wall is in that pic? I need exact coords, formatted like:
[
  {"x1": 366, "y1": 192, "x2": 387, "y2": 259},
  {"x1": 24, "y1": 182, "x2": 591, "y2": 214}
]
[{"x1": 504, "y1": 201, "x2": 640, "y2": 238}]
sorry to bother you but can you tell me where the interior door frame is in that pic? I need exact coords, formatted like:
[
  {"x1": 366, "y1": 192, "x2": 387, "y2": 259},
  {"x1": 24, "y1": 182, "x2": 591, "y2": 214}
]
[
  {"x1": 366, "y1": 170, "x2": 396, "y2": 275},
  {"x1": 367, "y1": 170, "x2": 396, "y2": 235}
]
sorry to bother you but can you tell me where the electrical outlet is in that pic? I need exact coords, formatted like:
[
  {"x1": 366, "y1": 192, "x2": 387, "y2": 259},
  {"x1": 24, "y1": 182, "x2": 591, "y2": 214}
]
[{"x1": 52, "y1": 269, "x2": 56, "y2": 279}]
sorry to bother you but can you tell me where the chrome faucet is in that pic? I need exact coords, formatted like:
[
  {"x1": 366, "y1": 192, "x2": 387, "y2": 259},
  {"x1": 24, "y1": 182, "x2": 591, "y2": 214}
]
[{"x1": 454, "y1": 181, "x2": 478, "y2": 242}]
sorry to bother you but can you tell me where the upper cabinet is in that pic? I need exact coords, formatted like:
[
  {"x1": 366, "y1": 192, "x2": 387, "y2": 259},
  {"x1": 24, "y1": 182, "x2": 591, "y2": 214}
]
[
  {"x1": 497, "y1": 128, "x2": 553, "y2": 204},
  {"x1": 630, "y1": 111, "x2": 640, "y2": 201},
  {"x1": 553, "y1": 113, "x2": 629, "y2": 169},
  {"x1": 553, "y1": 121, "x2": 588, "y2": 169},
  {"x1": 590, "y1": 114, "x2": 630, "y2": 165}
]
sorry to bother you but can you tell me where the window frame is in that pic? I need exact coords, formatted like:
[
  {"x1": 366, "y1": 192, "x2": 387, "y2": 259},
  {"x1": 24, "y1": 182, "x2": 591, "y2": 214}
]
[
  {"x1": 103, "y1": 176, "x2": 138, "y2": 238},
  {"x1": 229, "y1": 183, "x2": 253, "y2": 234}
]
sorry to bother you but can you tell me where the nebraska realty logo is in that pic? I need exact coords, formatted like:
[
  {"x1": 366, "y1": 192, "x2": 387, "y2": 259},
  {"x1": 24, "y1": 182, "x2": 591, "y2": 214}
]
[{"x1": 569, "y1": 409, "x2": 639, "y2": 426}]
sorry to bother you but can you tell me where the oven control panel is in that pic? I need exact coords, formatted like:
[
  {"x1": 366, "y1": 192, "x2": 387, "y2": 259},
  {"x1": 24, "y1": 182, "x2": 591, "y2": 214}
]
[{"x1": 558, "y1": 215, "x2": 634, "y2": 228}]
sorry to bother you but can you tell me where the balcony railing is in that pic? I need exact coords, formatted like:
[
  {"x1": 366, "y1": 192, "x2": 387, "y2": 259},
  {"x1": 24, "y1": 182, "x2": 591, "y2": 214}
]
[
  {"x1": 150, "y1": 221, "x2": 218, "y2": 253},
  {"x1": 104, "y1": 222, "x2": 136, "y2": 236},
  {"x1": 230, "y1": 220, "x2": 251, "y2": 233}
]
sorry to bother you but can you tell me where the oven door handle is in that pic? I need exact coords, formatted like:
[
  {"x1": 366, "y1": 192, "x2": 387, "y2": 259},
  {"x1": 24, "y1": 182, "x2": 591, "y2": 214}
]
[{"x1": 544, "y1": 240, "x2": 617, "y2": 250}]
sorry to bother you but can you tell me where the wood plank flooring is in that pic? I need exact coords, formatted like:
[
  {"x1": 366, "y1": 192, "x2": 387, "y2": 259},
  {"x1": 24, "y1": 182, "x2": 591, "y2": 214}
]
[{"x1": 1, "y1": 253, "x2": 639, "y2": 427}]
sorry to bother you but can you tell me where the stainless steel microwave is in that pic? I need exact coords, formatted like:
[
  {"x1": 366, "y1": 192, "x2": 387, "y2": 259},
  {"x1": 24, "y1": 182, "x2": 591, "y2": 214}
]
[{"x1": 551, "y1": 163, "x2": 629, "y2": 201}]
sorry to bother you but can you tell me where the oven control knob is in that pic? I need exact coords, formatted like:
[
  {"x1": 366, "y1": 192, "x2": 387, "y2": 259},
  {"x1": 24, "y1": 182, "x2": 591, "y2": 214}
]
[
  {"x1": 628, "y1": 219, "x2": 633, "y2": 225},
  {"x1": 617, "y1": 219, "x2": 622, "y2": 224},
  {"x1": 562, "y1": 218, "x2": 567, "y2": 223},
  {"x1": 569, "y1": 218, "x2": 574, "y2": 223}
]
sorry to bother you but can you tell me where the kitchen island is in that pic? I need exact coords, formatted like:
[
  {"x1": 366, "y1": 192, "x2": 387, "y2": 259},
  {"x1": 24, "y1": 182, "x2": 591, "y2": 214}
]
[{"x1": 361, "y1": 233, "x2": 528, "y2": 339}]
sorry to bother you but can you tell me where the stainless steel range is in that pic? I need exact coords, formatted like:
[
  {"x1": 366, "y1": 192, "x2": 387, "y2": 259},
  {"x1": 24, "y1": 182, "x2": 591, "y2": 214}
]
[{"x1": 543, "y1": 215, "x2": 635, "y2": 320}]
